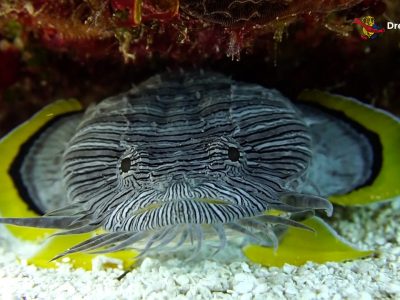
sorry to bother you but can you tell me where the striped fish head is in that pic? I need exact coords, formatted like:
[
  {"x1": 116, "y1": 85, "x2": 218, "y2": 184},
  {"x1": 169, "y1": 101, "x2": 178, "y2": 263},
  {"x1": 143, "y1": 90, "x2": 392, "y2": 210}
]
[{"x1": 61, "y1": 72, "x2": 319, "y2": 236}]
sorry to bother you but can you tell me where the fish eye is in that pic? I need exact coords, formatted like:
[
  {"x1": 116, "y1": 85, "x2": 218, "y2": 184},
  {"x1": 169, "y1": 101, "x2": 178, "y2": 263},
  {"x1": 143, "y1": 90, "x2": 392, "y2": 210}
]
[
  {"x1": 121, "y1": 157, "x2": 131, "y2": 173},
  {"x1": 228, "y1": 147, "x2": 240, "y2": 162}
]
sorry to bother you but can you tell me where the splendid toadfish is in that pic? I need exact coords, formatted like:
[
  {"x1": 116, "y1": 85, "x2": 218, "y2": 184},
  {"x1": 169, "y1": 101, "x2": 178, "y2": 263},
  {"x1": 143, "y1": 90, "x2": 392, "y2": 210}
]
[{"x1": 0, "y1": 72, "x2": 399, "y2": 266}]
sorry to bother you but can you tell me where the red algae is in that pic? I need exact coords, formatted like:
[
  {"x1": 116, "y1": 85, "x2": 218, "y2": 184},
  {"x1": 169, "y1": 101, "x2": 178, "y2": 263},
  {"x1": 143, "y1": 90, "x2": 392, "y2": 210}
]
[
  {"x1": 0, "y1": 0, "x2": 363, "y2": 61},
  {"x1": 180, "y1": 0, "x2": 362, "y2": 26}
]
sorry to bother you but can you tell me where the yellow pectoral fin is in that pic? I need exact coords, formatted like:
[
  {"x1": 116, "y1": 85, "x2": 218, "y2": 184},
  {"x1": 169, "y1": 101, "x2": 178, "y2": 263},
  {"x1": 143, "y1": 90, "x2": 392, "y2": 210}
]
[
  {"x1": 27, "y1": 233, "x2": 138, "y2": 270},
  {"x1": 0, "y1": 99, "x2": 82, "y2": 241},
  {"x1": 299, "y1": 90, "x2": 400, "y2": 206},
  {"x1": 243, "y1": 217, "x2": 374, "y2": 267}
]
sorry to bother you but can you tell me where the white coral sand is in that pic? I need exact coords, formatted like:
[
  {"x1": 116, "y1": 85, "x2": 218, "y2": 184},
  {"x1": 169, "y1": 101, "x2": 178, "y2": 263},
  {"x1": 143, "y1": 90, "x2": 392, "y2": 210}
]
[{"x1": 0, "y1": 197, "x2": 399, "y2": 300}]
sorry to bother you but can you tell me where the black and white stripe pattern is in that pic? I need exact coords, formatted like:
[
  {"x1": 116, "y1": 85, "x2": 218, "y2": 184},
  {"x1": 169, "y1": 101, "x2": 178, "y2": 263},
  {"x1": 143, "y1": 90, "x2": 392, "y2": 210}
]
[{"x1": 4, "y1": 72, "x2": 333, "y2": 258}]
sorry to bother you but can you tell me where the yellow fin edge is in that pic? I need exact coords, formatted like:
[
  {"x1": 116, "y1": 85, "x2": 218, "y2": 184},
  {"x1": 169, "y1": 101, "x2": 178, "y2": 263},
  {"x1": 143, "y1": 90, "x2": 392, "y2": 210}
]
[
  {"x1": 0, "y1": 99, "x2": 82, "y2": 240},
  {"x1": 298, "y1": 90, "x2": 400, "y2": 206},
  {"x1": 243, "y1": 216, "x2": 374, "y2": 267}
]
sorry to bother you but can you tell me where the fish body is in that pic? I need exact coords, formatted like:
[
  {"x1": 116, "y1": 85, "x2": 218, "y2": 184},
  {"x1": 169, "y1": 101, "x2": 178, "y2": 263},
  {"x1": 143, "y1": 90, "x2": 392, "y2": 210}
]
[{"x1": 0, "y1": 71, "x2": 398, "y2": 260}]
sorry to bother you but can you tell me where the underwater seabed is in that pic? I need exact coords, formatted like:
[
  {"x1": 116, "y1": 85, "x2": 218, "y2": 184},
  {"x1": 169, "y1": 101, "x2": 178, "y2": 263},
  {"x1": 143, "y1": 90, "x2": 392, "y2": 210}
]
[
  {"x1": 0, "y1": 82, "x2": 399, "y2": 299},
  {"x1": 0, "y1": 196, "x2": 399, "y2": 299}
]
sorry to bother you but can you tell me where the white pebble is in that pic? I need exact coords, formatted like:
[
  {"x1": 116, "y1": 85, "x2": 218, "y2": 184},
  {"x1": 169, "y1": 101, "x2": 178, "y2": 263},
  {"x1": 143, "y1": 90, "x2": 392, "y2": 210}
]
[
  {"x1": 359, "y1": 291, "x2": 373, "y2": 300},
  {"x1": 233, "y1": 273, "x2": 255, "y2": 294},
  {"x1": 386, "y1": 283, "x2": 400, "y2": 294},
  {"x1": 241, "y1": 262, "x2": 251, "y2": 273},
  {"x1": 175, "y1": 275, "x2": 190, "y2": 286},
  {"x1": 283, "y1": 264, "x2": 296, "y2": 274}
]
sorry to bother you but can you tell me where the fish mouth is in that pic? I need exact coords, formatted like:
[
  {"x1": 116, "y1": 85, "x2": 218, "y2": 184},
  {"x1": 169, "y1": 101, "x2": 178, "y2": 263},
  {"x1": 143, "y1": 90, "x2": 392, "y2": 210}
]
[
  {"x1": 109, "y1": 196, "x2": 264, "y2": 232},
  {"x1": 103, "y1": 189, "x2": 333, "y2": 234}
]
